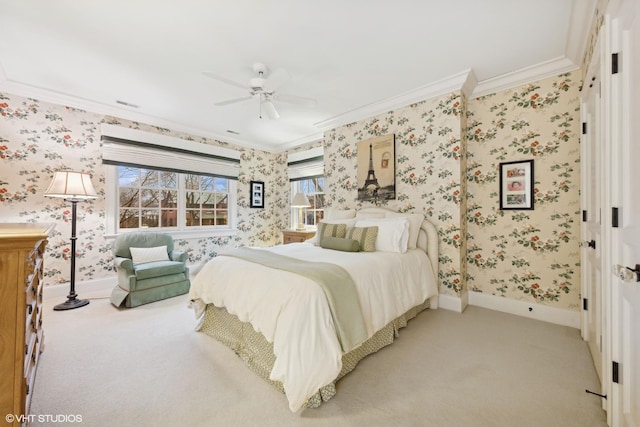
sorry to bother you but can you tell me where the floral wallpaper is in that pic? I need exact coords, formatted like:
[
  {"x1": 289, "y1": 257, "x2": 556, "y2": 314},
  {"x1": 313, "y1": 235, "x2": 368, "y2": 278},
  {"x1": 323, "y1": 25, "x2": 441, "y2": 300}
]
[
  {"x1": 1, "y1": 69, "x2": 581, "y2": 311},
  {"x1": 466, "y1": 72, "x2": 581, "y2": 310},
  {"x1": 0, "y1": 92, "x2": 288, "y2": 287},
  {"x1": 323, "y1": 93, "x2": 467, "y2": 298},
  {"x1": 322, "y1": 71, "x2": 581, "y2": 310}
]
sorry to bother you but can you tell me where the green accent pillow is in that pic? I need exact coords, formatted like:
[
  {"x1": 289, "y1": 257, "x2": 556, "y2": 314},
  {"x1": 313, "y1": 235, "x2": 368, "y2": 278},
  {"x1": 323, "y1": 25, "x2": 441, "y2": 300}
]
[
  {"x1": 316, "y1": 222, "x2": 347, "y2": 246},
  {"x1": 320, "y1": 236, "x2": 360, "y2": 252},
  {"x1": 346, "y1": 226, "x2": 378, "y2": 252}
]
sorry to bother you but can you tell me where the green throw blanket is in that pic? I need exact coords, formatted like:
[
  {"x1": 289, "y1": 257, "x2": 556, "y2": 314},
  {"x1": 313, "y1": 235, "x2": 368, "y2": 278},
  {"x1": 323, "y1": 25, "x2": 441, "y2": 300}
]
[{"x1": 220, "y1": 247, "x2": 367, "y2": 351}]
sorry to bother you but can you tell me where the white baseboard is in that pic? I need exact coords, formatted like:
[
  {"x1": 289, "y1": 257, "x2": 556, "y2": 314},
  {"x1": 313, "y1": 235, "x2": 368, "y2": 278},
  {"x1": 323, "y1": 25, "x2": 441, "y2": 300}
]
[
  {"x1": 438, "y1": 294, "x2": 466, "y2": 313},
  {"x1": 43, "y1": 276, "x2": 116, "y2": 301},
  {"x1": 468, "y1": 291, "x2": 580, "y2": 329},
  {"x1": 436, "y1": 292, "x2": 580, "y2": 329}
]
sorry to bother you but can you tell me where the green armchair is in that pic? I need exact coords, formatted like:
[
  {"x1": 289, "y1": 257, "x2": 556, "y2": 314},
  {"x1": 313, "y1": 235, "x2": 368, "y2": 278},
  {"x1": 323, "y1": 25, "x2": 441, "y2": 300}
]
[{"x1": 110, "y1": 232, "x2": 190, "y2": 308}]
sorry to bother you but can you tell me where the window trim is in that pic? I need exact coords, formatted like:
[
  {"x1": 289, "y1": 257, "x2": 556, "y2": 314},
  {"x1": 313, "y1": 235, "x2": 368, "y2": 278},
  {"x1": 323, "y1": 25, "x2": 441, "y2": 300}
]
[
  {"x1": 105, "y1": 165, "x2": 238, "y2": 240},
  {"x1": 290, "y1": 178, "x2": 324, "y2": 230}
]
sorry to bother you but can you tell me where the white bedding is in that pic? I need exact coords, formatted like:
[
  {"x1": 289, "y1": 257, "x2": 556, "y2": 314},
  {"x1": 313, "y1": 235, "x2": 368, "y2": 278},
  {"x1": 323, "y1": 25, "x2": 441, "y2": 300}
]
[{"x1": 189, "y1": 242, "x2": 438, "y2": 412}]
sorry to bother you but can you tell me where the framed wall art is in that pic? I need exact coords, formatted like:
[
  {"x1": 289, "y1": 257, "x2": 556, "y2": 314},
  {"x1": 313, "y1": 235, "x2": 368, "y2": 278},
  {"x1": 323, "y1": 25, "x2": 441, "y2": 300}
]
[
  {"x1": 499, "y1": 159, "x2": 534, "y2": 210},
  {"x1": 250, "y1": 180, "x2": 264, "y2": 208},
  {"x1": 356, "y1": 134, "x2": 396, "y2": 202}
]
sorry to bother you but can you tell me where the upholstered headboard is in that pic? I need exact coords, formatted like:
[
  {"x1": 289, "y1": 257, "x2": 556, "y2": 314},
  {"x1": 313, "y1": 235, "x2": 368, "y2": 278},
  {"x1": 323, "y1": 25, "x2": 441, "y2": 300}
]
[{"x1": 355, "y1": 207, "x2": 439, "y2": 281}]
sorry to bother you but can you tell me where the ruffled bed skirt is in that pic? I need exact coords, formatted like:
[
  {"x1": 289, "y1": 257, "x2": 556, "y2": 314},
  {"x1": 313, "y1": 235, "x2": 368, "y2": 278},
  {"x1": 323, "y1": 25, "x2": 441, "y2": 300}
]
[{"x1": 197, "y1": 299, "x2": 431, "y2": 408}]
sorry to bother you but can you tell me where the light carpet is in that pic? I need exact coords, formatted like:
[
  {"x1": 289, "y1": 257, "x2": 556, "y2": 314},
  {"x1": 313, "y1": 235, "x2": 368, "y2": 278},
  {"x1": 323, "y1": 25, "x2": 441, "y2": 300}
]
[{"x1": 30, "y1": 289, "x2": 607, "y2": 427}]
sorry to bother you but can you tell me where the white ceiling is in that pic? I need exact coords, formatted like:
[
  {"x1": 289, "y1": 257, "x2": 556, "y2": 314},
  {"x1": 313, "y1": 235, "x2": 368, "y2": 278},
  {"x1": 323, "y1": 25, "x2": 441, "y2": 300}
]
[{"x1": 0, "y1": 0, "x2": 596, "y2": 152}]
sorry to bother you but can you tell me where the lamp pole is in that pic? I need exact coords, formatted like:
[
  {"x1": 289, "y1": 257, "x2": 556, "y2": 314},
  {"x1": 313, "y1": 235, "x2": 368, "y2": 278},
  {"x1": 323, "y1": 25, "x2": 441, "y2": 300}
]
[{"x1": 54, "y1": 198, "x2": 89, "y2": 311}]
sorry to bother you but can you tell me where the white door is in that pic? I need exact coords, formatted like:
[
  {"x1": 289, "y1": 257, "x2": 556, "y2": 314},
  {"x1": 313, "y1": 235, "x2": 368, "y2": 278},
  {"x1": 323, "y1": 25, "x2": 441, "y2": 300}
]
[
  {"x1": 610, "y1": 0, "x2": 640, "y2": 425},
  {"x1": 581, "y1": 47, "x2": 604, "y2": 384}
]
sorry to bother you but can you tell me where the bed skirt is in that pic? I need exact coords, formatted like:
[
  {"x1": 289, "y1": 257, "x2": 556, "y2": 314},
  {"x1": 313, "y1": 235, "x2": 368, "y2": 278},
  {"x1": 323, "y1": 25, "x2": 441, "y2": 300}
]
[{"x1": 196, "y1": 298, "x2": 431, "y2": 409}]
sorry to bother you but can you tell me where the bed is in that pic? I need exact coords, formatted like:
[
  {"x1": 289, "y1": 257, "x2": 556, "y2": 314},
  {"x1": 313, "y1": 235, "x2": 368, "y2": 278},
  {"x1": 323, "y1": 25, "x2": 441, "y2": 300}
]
[{"x1": 189, "y1": 207, "x2": 439, "y2": 412}]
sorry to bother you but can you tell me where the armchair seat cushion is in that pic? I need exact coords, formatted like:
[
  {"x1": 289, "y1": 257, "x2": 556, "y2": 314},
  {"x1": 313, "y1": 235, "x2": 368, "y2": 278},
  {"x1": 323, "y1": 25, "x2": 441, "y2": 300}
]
[{"x1": 134, "y1": 260, "x2": 186, "y2": 280}]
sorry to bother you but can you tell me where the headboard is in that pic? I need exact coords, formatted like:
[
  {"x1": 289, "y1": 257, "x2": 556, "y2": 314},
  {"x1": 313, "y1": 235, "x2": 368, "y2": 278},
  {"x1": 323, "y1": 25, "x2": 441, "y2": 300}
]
[{"x1": 355, "y1": 207, "x2": 439, "y2": 281}]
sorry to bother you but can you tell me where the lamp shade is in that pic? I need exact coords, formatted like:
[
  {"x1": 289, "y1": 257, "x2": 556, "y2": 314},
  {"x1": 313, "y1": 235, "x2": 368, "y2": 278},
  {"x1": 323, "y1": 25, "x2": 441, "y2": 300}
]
[
  {"x1": 291, "y1": 192, "x2": 310, "y2": 208},
  {"x1": 44, "y1": 171, "x2": 98, "y2": 200}
]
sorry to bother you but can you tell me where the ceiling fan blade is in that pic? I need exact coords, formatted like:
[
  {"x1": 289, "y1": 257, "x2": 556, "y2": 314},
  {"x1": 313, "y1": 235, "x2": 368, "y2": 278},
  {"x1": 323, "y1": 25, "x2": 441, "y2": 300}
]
[
  {"x1": 264, "y1": 68, "x2": 291, "y2": 91},
  {"x1": 214, "y1": 96, "x2": 253, "y2": 106},
  {"x1": 202, "y1": 71, "x2": 246, "y2": 90},
  {"x1": 261, "y1": 100, "x2": 280, "y2": 120},
  {"x1": 275, "y1": 93, "x2": 317, "y2": 108}
]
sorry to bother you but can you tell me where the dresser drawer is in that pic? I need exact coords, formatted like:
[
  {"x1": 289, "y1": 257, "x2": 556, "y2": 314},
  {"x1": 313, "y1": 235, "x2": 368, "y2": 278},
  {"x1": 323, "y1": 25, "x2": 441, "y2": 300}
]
[
  {"x1": 284, "y1": 234, "x2": 306, "y2": 243},
  {"x1": 282, "y1": 230, "x2": 316, "y2": 244},
  {"x1": 23, "y1": 333, "x2": 41, "y2": 410},
  {"x1": 25, "y1": 300, "x2": 36, "y2": 335}
]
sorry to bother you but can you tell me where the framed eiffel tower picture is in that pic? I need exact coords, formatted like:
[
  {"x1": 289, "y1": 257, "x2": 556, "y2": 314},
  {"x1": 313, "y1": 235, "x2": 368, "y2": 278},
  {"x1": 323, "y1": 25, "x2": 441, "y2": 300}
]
[{"x1": 357, "y1": 134, "x2": 396, "y2": 202}]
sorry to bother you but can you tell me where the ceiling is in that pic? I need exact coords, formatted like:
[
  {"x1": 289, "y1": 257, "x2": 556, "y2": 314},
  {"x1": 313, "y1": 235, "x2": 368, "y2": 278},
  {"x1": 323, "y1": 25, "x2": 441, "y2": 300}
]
[{"x1": 0, "y1": 1, "x2": 596, "y2": 152}]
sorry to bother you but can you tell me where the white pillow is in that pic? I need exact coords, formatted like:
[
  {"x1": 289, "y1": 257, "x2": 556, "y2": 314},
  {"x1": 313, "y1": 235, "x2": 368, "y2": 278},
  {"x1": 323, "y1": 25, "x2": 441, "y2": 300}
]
[
  {"x1": 324, "y1": 218, "x2": 357, "y2": 227},
  {"x1": 355, "y1": 218, "x2": 409, "y2": 253},
  {"x1": 385, "y1": 212, "x2": 424, "y2": 249},
  {"x1": 129, "y1": 245, "x2": 170, "y2": 265},
  {"x1": 325, "y1": 207, "x2": 356, "y2": 220}
]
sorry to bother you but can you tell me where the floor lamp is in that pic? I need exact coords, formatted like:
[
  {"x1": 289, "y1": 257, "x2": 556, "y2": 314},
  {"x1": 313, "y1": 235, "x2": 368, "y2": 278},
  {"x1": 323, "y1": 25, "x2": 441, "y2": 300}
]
[
  {"x1": 45, "y1": 170, "x2": 98, "y2": 311},
  {"x1": 291, "y1": 192, "x2": 310, "y2": 231}
]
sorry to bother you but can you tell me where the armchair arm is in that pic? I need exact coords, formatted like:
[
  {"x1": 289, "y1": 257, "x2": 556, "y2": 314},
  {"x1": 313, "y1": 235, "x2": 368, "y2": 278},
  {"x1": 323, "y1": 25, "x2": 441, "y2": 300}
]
[
  {"x1": 114, "y1": 257, "x2": 134, "y2": 274},
  {"x1": 170, "y1": 251, "x2": 188, "y2": 263}
]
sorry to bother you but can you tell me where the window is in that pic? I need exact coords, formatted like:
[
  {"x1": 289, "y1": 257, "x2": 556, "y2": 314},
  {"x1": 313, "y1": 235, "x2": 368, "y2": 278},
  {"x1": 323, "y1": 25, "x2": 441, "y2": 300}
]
[
  {"x1": 111, "y1": 165, "x2": 236, "y2": 236},
  {"x1": 291, "y1": 177, "x2": 325, "y2": 229},
  {"x1": 184, "y1": 174, "x2": 229, "y2": 227},
  {"x1": 101, "y1": 125, "x2": 240, "y2": 237}
]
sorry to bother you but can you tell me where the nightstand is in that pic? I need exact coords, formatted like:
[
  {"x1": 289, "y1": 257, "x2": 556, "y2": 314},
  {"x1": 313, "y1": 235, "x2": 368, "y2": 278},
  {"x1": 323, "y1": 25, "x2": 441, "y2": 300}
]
[{"x1": 282, "y1": 230, "x2": 316, "y2": 244}]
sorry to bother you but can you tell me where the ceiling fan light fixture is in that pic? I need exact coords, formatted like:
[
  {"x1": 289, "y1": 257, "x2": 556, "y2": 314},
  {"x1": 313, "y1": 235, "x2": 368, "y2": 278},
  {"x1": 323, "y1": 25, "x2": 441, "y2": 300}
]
[
  {"x1": 250, "y1": 77, "x2": 265, "y2": 90},
  {"x1": 262, "y1": 99, "x2": 280, "y2": 120}
]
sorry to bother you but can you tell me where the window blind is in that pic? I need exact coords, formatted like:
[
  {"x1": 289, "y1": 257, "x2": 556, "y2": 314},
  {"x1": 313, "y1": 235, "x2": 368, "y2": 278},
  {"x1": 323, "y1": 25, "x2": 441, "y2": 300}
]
[
  {"x1": 288, "y1": 146, "x2": 324, "y2": 181},
  {"x1": 100, "y1": 124, "x2": 241, "y2": 179}
]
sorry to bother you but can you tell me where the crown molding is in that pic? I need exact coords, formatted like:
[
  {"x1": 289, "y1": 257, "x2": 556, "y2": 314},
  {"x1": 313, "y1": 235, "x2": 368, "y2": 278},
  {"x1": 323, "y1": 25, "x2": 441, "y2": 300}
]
[
  {"x1": 471, "y1": 56, "x2": 579, "y2": 99},
  {"x1": 0, "y1": 78, "x2": 283, "y2": 153},
  {"x1": 565, "y1": 0, "x2": 598, "y2": 65},
  {"x1": 273, "y1": 132, "x2": 324, "y2": 151},
  {"x1": 314, "y1": 69, "x2": 474, "y2": 132}
]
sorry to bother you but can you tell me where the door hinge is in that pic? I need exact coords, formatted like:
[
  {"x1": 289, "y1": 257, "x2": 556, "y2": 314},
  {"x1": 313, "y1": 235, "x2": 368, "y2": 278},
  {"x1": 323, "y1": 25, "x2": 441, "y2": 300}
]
[
  {"x1": 612, "y1": 361, "x2": 620, "y2": 383},
  {"x1": 583, "y1": 298, "x2": 588, "y2": 311},
  {"x1": 612, "y1": 53, "x2": 619, "y2": 75},
  {"x1": 582, "y1": 122, "x2": 587, "y2": 134},
  {"x1": 612, "y1": 207, "x2": 620, "y2": 228},
  {"x1": 582, "y1": 210, "x2": 587, "y2": 222}
]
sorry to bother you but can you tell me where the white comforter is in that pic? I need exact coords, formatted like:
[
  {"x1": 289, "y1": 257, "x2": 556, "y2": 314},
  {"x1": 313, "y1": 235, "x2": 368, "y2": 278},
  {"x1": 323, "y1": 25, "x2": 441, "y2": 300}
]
[{"x1": 189, "y1": 242, "x2": 438, "y2": 412}]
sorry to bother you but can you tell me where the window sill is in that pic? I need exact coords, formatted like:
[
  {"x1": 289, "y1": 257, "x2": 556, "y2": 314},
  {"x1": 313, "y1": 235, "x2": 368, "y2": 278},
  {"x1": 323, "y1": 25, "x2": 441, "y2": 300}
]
[{"x1": 104, "y1": 228, "x2": 239, "y2": 241}]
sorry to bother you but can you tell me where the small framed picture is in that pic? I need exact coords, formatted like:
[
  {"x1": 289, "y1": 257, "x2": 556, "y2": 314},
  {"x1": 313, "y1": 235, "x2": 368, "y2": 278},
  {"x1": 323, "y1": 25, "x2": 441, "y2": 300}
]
[
  {"x1": 499, "y1": 160, "x2": 534, "y2": 210},
  {"x1": 250, "y1": 180, "x2": 264, "y2": 208}
]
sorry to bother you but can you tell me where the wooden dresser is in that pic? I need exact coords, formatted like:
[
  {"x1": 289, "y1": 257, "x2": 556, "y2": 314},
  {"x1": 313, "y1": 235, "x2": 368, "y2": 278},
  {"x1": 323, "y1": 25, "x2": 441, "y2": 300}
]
[
  {"x1": 0, "y1": 224, "x2": 53, "y2": 426},
  {"x1": 282, "y1": 229, "x2": 316, "y2": 244}
]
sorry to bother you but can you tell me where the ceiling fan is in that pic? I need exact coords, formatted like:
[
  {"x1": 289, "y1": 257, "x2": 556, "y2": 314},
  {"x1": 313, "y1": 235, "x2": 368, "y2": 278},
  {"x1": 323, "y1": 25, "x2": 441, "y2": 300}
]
[{"x1": 203, "y1": 63, "x2": 316, "y2": 120}]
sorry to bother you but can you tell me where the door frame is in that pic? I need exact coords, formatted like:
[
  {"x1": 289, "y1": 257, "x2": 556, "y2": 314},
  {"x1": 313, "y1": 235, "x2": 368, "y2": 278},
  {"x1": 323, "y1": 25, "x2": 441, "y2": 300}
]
[{"x1": 580, "y1": 47, "x2": 605, "y2": 386}]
